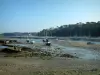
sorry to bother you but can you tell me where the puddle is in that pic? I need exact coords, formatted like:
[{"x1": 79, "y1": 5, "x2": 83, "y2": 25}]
[{"x1": 0, "y1": 46, "x2": 8, "y2": 49}]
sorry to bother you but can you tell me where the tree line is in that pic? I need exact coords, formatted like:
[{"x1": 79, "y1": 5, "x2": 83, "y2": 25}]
[{"x1": 38, "y1": 21, "x2": 100, "y2": 37}]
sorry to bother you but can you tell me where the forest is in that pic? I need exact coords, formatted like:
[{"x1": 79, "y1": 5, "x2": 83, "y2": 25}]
[{"x1": 38, "y1": 21, "x2": 100, "y2": 37}]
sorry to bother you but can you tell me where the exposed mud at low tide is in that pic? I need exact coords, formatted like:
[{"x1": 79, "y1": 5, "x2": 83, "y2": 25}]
[
  {"x1": 0, "y1": 39, "x2": 100, "y2": 75},
  {"x1": 54, "y1": 44, "x2": 100, "y2": 60},
  {"x1": 51, "y1": 39, "x2": 100, "y2": 60},
  {"x1": 1, "y1": 38, "x2": 100, "y2": 60}
]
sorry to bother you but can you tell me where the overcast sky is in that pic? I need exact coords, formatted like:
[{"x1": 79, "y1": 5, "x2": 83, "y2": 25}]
[{"x1": 0, "y1": 0, "x2": 100, "y2": 33}]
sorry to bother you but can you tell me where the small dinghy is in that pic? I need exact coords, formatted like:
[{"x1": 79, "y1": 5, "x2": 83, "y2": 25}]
[
  {"x1": 26, "y1": 39, "x2": 35, "y2": 44},
  {"x1": 42, "y1": 39, "x2": 51, "y2": 46}
]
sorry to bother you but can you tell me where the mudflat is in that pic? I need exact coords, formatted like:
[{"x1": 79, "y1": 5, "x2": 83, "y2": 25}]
[{"x1": 0, "y1": 39, "x2": 100, "y2": 75}]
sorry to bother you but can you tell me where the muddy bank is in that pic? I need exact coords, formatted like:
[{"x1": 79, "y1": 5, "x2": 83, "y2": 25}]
[
  {"x1": 0, "y1": 44, "x2": 78, "y2": 59},
  {"x1": 1, "y1": 39, "x2": 100, "y2": 60}
]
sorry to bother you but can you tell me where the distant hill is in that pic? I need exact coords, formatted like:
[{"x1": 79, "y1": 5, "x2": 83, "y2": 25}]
[
  {"x1": 1, "y1": 32, "x2": 37, "y2": 37},
  {"x1": 0, "y1": 34, "x2": 4, "y2": 38}
]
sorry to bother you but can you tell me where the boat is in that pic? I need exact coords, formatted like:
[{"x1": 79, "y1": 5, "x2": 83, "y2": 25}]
[
  {"x1": 42, "y1": 30, "x2": 51, "y2": 46},
  {"x1": 26, "y1": 33, "x2": 35, "y2": 44},
  {"x1": 43, "y1": 39, "x2": 51, "y2": 46}
]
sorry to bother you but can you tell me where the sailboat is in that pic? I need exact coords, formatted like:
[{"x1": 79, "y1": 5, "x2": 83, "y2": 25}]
[
  {"x1": 42, "y1": 30, "x2": 51, "y2": 46},
  {"x1": 26, "y1": 33, "x2": 35, "y2": 44},
  {"x1": 86, "y1": 30, "x2": 95, "y2": 45}
]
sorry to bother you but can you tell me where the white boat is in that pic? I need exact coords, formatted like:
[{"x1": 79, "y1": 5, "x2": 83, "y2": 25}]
[
  {"x1": 26, "y1": 33, "x2": 35, "y2": 44},
  {"x1": 42, "y1": 30, "x2": 51, "y2": 46},
  {"x1": 30, "y1": 40, "x2": 35, "y2": 44}
]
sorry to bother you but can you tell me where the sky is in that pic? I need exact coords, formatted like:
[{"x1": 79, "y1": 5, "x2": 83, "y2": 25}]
[{"x1": 0, "y1": 0, "x2": 100, "y2": 33}]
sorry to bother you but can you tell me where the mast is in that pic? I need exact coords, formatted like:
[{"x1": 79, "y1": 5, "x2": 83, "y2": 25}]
[
  {"x1": 43, "y1": 30, "x2": 45, "y2": 38},
  {"x1": 45, "y1": 29, "x2": 48, "y2": 39}
]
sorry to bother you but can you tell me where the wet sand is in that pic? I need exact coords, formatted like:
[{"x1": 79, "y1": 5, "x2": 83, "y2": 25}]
[{"x1": 0, "y1": 57, "x2": 100, "y2": 75}]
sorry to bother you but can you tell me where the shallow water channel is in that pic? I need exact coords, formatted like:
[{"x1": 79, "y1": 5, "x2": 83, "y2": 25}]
[{"x1": 54, "y1": 44, "x2": 100, "y2": 60}]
